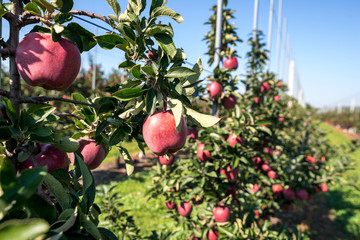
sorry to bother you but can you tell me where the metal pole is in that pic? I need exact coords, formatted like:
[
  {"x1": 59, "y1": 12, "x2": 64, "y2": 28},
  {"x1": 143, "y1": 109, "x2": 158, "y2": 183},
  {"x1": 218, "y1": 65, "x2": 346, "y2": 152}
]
[
  {"x1": 351, "y1": 99, "x2": 356, "y2": 113},
  {"x1": 92, "y1": 27, "x2": 98, "y2": 91},
  {"x1": 266, "y1": 0, "x2": 274, "y2": 71},
  {"x1": 279, "y1": 18, "x2": 287, "y2": 79},
  {"x1": 287, "y1": 60, "x2": 295, "y2": 97},
  {"x1": 285, "y1": 33, "x2": 291, "y2": 83},
  {"x1": 213, "y1": 0, "x2": 224, "y2": 68},
  {"x1": 275, "y1": 0, "x2": 283, "y2": 77},
  {"x1": 253, "y1": 0, "x2": 260, "y2": 41}
]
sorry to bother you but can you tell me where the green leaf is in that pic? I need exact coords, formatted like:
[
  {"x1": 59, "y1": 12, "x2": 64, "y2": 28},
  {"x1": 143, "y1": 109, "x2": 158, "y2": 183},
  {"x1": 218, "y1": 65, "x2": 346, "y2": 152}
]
[
  {"x1": 165, "y1": 66, "x2": 196, "y2": 78},
  {"x1": 27, "y1": 105, "x2": 56, "y2": 127},
  {"x1": 52, "y1": 137, "x2": 79, "y2": 152},
  {"x1": 50, "y1": 0, "x2": 62, "y2": 9},
  {"x1": 95, "y1": 34, "x2": 128, "y2": 51},
  {"x1": 119, "y1": 147, "x2": 134, "y2": 175},
  {"x1": 109, "y1": 124, "x2": 131, "y2": 146},
  {"x1": 29, "y1": 127, "x2": 52, "y2": 137},
  {"x1": 145, "y1": 24, "x2": 173, "y2": 37},
  {"x1": 73, "y1": 151, "x2": 95, "y2": 212},
  {"x1": 154, "y1": 33, "x2": 176, "y2": 58},
  {"x1": 53, "y1": 12, "x2": 73, "y2": 23},
  {"x1": 184, "y1": 107, "x2": 220, "y2": 128},
  {"x1": 150, "y1": 0, "x2": 167, "y2": 13},
  {"x1": 106, "y1": 0, "x2": 121, "y2": 17},
  {"x1": 3, "y1": 98, "x2": 16, "y2": 125},
  {"x1": 117, "y1": 24, "x2": 136, "y2": 44},
  {"x1": 182, "y1": 57, "x2": 203, "y2": 95},
  {"x1": 43, "y1": 173, "x2": 72, "y2": 210},
  {"x1": 62, "y1": 22, "x2": 96, "y2": 52},
  {"x1": 119, "y1": 100, "x2": 145, "y2": 119},
  {"x1": 0, "y1": 219, "x2": 49, "y2": 240},
  {"x1": 0, "y1": 126, "x2": 11, "y2": 141},
  {"x1": 127, "y1": 0, "x2": 146, "y2": 16},
  {"x1": 52, "y1": 207, "x2": 78, "y2": 233},
  {"x1": 0, "y1": 159, "x2": 16, "y2": 192},
  {"x1": 2, "y1": 167, "x2": 47, "y2": 208},
  {"x1": 24, "y1": 2, "x2": 42, "y2": 16},
  {"x1": 99, "y1": 227, "x2": 118, "y2": 240},
  {"x1": 168, "y1": 99, "x2": 183, "y2": 132},
  {"x1": 60, "y1": 0, "x2": 73, "y2": 12},
  {"x1": 113, "y1": 88, "x2": 145, "y2": 101},
  {"x1": 119, "y1": 60, "x2": 136, "y2": 69},
  {"x1": 33, "y1": 0, "x2": 55, "y2": 13},
  {"x1": 71, "y1": 92, "x2": 87, "y2": 103},
  {"x1": 0, "y1": 3, "x2": 14, "y2": 19},
  {"x1": 80, "y1": 213, "x2": 101, "y2": 239},
  {"x1": 27, "y1": 194, "x2": 56, "y2": 223},
  {"x1": 145, "y1": 88, "x2": 157, "y2": 115},
  {"x1": 131, "y1": 65, "x2": 142, "y2": 79},
  {"x1": 141, "y1": 66, "x2": 156, "y2": 77},
  {"x1": 256, "y1": 126, "x2": 272, "y2": 136},
  {"x1": 150, "y1": 7, "x2": 183, "y2": 23}
]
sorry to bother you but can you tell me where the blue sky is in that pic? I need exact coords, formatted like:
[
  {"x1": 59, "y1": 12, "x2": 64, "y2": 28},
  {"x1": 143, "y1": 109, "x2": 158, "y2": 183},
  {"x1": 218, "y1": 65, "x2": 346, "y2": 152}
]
[{"x1": 2, "y1": 0, "x2": 360, "y2": 108}]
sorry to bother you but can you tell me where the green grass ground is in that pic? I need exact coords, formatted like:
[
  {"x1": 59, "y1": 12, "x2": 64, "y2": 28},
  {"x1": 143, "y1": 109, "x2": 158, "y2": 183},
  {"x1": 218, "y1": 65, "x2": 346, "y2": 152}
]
[
  {"x1": 95, "y1": 123, "x2": 360, "y2": 238},
  {"x1": 319, "y1": 123, "x2": 360, "y2": 238}
]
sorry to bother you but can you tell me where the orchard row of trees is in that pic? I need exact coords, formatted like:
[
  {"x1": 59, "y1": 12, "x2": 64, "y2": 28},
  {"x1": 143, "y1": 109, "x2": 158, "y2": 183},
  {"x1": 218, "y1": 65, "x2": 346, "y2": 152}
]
[{"x1": 0, "y1": 0, "x2": 352, "y2": 240}]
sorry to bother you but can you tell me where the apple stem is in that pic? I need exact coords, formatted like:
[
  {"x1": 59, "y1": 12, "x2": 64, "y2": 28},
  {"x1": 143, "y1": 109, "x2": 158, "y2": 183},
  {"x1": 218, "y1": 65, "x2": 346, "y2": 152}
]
[{"x1": 163, "y1": 101, "x2": 167, "y2": 111}]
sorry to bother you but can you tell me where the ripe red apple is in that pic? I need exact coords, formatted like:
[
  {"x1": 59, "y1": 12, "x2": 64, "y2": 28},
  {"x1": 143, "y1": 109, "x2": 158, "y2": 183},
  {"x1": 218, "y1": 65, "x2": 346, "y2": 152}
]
[
  {"x1": 16, "y1": 32, "x2": 81, "y2": 91},
  {"x1": 283, "y1": 188, "x2": 295, "y2": 200},
  {"x1": 207, "y1": 81, "x2": 222, "y2": 99},
  {"x1": 213, "y1": 204, "x2": 230, "y2": 222},
  {"x1": 220, "y1": 165, "x2": 239, "y2": 182},
  {"x1": 252, "y1": 156, "x2": 263, "y2": 165},
  {"x1": 69, "y1": 138, "x2": 105, "y2": 170},
  {"x1": 177, "y1": 202, "x2": 193, "y2": 217},
  {"x1": 278, "y1": 117, "x2": 285, "y2": 122},
  {"x1": 222, "y1": 95, "x2": 237, "y2": 109},
  {"x1": 223, "y1": 57, "x2": 238, "y2": 70},
  {"x1": 277, "y1": 81, "x2": 283, "y2": 87},
  {"x1": 207, "y1": 229, "x2": 219, "y2": 240},
  {"x1": 296, "y1": 189, "x2": 308, "y2": 200},
  {"x1": 260, "y1": 82, "x2": 270, "y2": 92},
  {"x1": 189, "y1": 235, "x2": 199, "y2": 240},
  {"x1": 187, "y1": 128, "x2": 198, "y2": 139},
  {"x1": 254, "y1": 210, "x2": 260, "y2": 218},
  {"x1": 305, "y1": 155, "x2": 318, "y2": 163},
  {"x1": 261, "y1": 163, "x2": 271, "y2": 172},
  {"x1": 197, "y1": 143, "x2": 211, "y2": 162},
  {"x1": 19, "y1": 144, "x2": 69, "y2": 172},
  {"x1": 250, "y1": 184, "x2": 260, "y2": 193},
  {"x1": 143, "y1": 110, "x2": 187, "y2": 156},
  {"x1": 272, "y1": 184, "x2": 283, "y2": 197},
  {"x1": 268, "y1": 170, "x2": 277, "y2": 179},
  {"x1": 321, "y1": 156, "x2": 326, "y2": 162},
  {"x1": 159, "y1": 154, "x2": 176, "y2": 166},
  {"x1": 148, "y1": 50, "x2": 158, "y2": 61},
  {"x1": 165, "y1": 201, "x2": 176, "y2": 210},
  {"x1": 227, "y1": 134, "x2": 243, "y2": 147},
  {"x1": 274, "y1": 95, "x2": 280, "y2": 102},
  {"x1": 321, "y1": 183, "x2": 329, "y2": 192},
  {"x1": 254, "y1": 97, "x2": 260, "y2": 104}
]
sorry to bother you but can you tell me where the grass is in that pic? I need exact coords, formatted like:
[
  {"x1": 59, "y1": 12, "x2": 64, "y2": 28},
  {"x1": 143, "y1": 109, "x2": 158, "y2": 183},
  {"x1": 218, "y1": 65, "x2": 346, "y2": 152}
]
[
  {"x1": 319, "y1": 122, "x2": 360, "y2": 238},
  {"x1": 103, "y1": 140, "x2": 144, "y2": 164}
]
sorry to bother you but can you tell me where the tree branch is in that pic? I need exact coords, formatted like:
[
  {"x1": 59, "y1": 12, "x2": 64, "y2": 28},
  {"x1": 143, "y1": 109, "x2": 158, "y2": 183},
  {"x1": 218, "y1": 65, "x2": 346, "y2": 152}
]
[
  {"x1": 0, "y1": 89, "x2": 10, "y2": 98},
  {"x1": 0, "y1": 38, "x2": 16, "y2": 59},
  {"x1": 58, "y1": 10, "x2": 110, "y2": 25},
  {"x1": 56, "y1": 113, "x2": 84, "y2": 120},
  {"x1": 19, "y1": 96, "x2": 98, "y2": 108}
]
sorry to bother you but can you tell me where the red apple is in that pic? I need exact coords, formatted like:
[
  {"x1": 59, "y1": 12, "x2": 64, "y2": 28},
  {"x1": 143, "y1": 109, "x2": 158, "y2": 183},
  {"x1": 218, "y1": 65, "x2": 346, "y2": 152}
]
[
  {"x1": 252, "y1": 156, "x2": 263, "y2": 165},
  {"x1": 178, "y1": 202, "x2": 193, "y2": 217},
  {"x1": 268, "y1": 170, "x2": 277, "y2": 179},
  {"x1": 250, "y1": 184, "x2": 260, "y2": 193},
  {"x1": 272, "y1": 184, "x2": 283, "y2": 197},
  {"x1": 207, "y1": 229, "x2": 219, "y2": 240},
  {"x1": 261, "y1": 163, "x2": 271, "y2": 172},
  {"x1": 278, "y1": 117, "x2": 285, "y2": 122},
  {"x1": 254, "y1": 97, "x2": 260, "y2": 104},
  {"x1": 274, "y1": 95, "x2": 280, "y2": 102},
  {"x1": 187, "y1": 128, "x2": 198, "y2": 139},
  {"x1": 207, "y1": 81, "x2": 222, "y2": 99},
  {"x1": 159, "y1": 154, "x2": 176, "y2": 166},
  {"x1": 223, "y1": 57, "x2": 238, "y2": 70},
  {"x1": 305, "y1": 155, "x2": 318, "y2": 163},
  {"x1": 260, "y1": 82, "x2": 270, "y2": 92},
  {"x1": 197, "y1": 143, "x2": 211, "y2": 162},
  {"x1": 283, "y1": 188, "x2": 295, "y2": 200},
  {"x1": 189, "y1": 235, "x2": 199, "y2": 240},
  {"x1": 220, "y1": 165, "x2": 239, "y2": 182},
  {"x1": 165, "y1": 201, "x2": 176, "y2": 210},
  {"x1": 321, "y1": 183, "x2": 329, "y2": 192},
  {"x1": 69, "y1": 138, "x2": 105, "y2": 170},
  {"x1": 296, "y1": 189, "x2": 308, "y2": 200},
  {"x1": 222, "y1": 95, "x2": 237, "y2": 109},
  {"x1": 227, "y1": 134, "x2": 243, "y2": 147},
  {"x1": 213, "y1": 204, "x2": 230, "y2": 222},
  {"x1": 16, "y1": 32, "x2": 81, "y2": 91},
  {"x1": 142, "y1": 110, "x2": 187, "y2": 156},
  {"x1": 19, "y1": 144, "x2": 69, "y2": 172},
  {"x1": 254, "y1": 210, "x2": 260, "y2": 218},
  {"x1": 277, "y1": 81, "x2": 283, "y2": 87}
]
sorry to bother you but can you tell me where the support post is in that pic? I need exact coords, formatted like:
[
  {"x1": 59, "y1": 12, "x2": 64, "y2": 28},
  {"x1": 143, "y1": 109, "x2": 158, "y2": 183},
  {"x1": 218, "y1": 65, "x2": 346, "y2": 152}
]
[
  {"x1": 213, "y1": 0, "x2": 224, "y2": 68},
  {"x1": 266, "y1": 0, "x2": 274, "y2": 71},
  {"x1": 287, "y1": 60, "x2": 295, "y2": 97},
  {"x1": 253, "y1": 0, "x2": 259, "y2": 41},
  {"x1": 275, "y1": 0, "x2": 283, "y2": 77}
]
